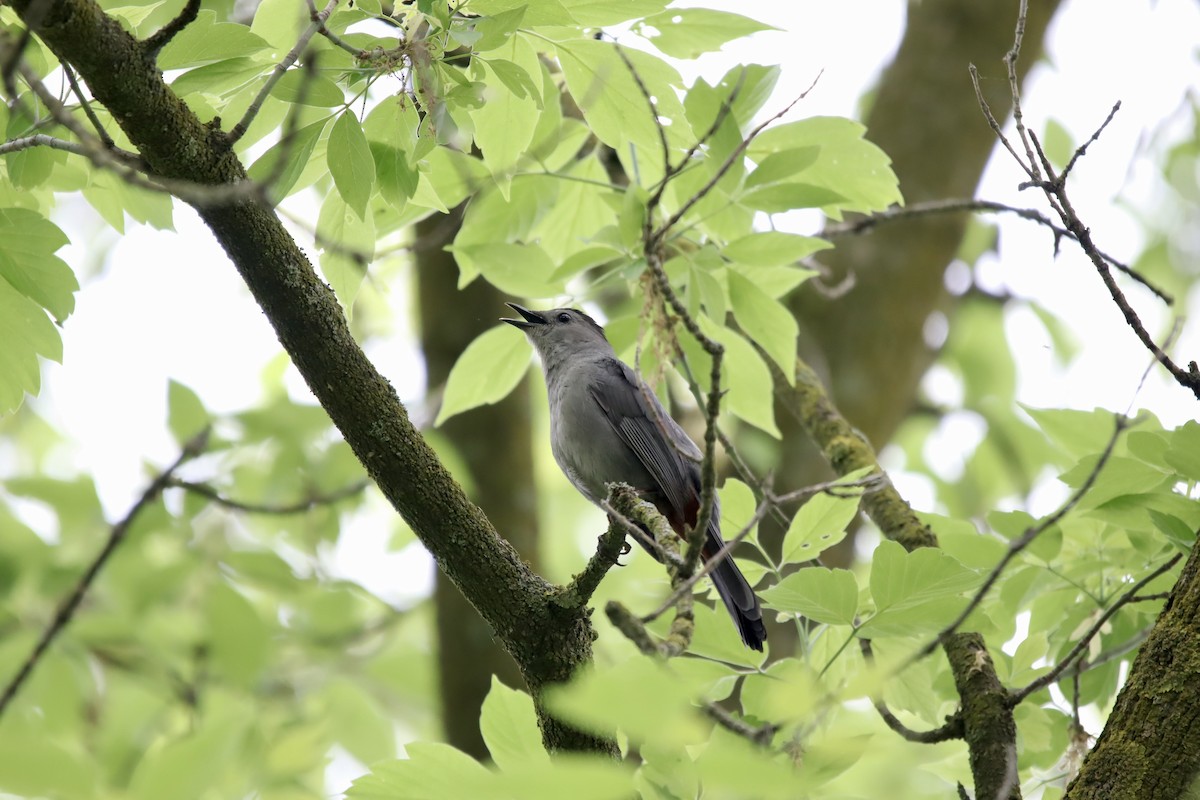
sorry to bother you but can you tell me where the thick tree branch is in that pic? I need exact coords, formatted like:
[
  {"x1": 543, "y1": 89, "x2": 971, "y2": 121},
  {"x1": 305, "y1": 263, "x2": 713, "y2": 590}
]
[
  {"x1": 1064, "y1": 540, "x2": 1200, "y2": 799},
  {"x1": 12, "y1": 0, "x2": 611, "y2": 755}
]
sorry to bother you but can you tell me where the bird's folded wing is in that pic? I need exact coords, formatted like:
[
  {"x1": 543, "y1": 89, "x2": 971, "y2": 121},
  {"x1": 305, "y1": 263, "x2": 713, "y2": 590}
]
[{"x1": 588, "y1": 358, "x2": 704, "y2": 520}]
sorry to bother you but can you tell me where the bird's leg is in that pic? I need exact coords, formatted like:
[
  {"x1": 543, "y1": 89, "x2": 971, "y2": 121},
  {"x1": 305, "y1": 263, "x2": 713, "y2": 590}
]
[{"x1": 604, "y1": 513, "x2": 635, "y2": 565}]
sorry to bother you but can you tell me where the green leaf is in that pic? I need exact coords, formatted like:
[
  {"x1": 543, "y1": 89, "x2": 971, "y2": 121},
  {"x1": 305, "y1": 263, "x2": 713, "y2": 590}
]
[
  {"x1": 749, "y1": 117, "x2": 903, "y2": 218},
  {"x1": 270, "y1": 69, "x2": 345, "y2": 106},
  {"x1": 869, "y1": 540, "x2": 982, "y2": 609},
  {"x1": 0, "y1": 208, "x2": 77, "y2": 322},
  {"x1": 727, "y1": 269, "x2": 797, "y2": 381},
  {"x1": 247, "y1": 119, "x2": 328, "y2": 203},
  {"x1": 328, "y1": 112, "x2": 376, "y2": 219},
  {"x1": 782, "y1": 491, "x2": 861, "y2": 564},
  {"x1": 472, "y1": 7, "x2": 526, "y2": 52},
  {"x1": 6, "y1": 145, "x2": 55, "y2": 189},
  {"x1": 453, "y1": 242, "x2": 562, "y2": 298},
  {"x1": 719, "y1": 478, "x2": 757, "y2": 544},
  {"x1": 467, "y1": 0, "x2": 577, "y2": 26},
  {"x1": 130, "y1": 714, "x2": 249, "y2": 800},
  {"x1": 740, "y1": 182, "x2": 848, "y2": 213},
  {"x1": 560, "y1": 0, "x2": 670, "y2": 26},
  {"x1": 699, "y1": 316, "x2": 778, "y2": 437},
  {"x1": 1021, "y1": 406, "x2": 1120, "y2": 460},
  {"x1": 724, "y1": 231, "x2": 830, "y2": 267},
  {"x1": 1164, "y1": 420, "x2": 1200, "y2": 481},
  {"x1": 249, "y1": 0, "x2": 308, "y2": 50},
  {"x1": 205, "y1": 581, "x2": 270, "y2": 687},
  {"x1": 640, "y1": 9, "x2": 777, "y2": 59},
  {"x1": 436, "y1": 326, "x2": 533, "y2": 425},
  {"x1": 469, "y1": 41, "x2": 541, "y2": 182},
  {"x1": 315, "y1": 191, "x2": 375, "y2": 314},
  {"x1": 862, "y1": 540, "x2": 982, "y2": 636},
  {"x1": 348, "y1": 743, "x2": 495, "y2": 800},
  {"x1": 167, "y1": 379, "x2": 210, "y2": 445},
  {"x1": 171, "y1": 57, "x2": 270, "y2": 98},
  {"x1": 480, "y1": 676, "x2": 547, "y2": 770},
  {"x1": 324, "y1": 678, "x2": 397, "y2": 765},
  {"x1": 0, "y1": 277, "x2": 62, "y2": 414},
  {"x1": 495, "y1": 755, "x2": 634, "y2": 799},
  {"x1": 0, "y1": 731, "x2": 99, "y2": 799},
  {"x1": 486, "y1": 58, "x2": 542, "y2": 102},
  {"x1": 1042, "y1": 118, "x2": 1074, "y2": 170},
  {"x1": 556, "y1": 39, "x2": 689, "y2": 158},
  {"x1": 744, "y1": 146, "x2": 821, "y2": 188},
  {"x1": 760, "y1": 567, "x2": 858, "y2": 625},
  {"x1": 157, "y1": 10, "x2": 271, "y2": 69},
  {"x1": 1059, "y1": 454, "x2": 1170, "y2": 510},
  {"x1": 544, "y1": 658, "x2": 709, "y2": 746},
  {"x1": 370, "y1": 142, "x2": 419, "y2": 205}
]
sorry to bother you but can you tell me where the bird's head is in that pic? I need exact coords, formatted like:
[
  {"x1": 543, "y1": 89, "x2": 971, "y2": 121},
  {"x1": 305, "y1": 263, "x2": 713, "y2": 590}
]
[{"x1": 501, "y1": 303, "x2": 611, "y2": 368}]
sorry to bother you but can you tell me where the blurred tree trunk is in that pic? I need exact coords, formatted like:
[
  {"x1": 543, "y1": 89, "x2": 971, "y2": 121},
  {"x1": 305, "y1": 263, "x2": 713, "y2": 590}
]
[
  {"x1": 769, "y1": 0, "x2": 1062, "y2": 564},
  {"x1": 415, "y1": 209, "x2": 540, "y2": 759}
]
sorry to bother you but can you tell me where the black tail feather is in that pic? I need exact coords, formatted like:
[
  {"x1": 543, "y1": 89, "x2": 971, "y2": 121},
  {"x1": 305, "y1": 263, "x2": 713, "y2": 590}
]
[{"x1": 708, "y1": 541, "x2": 767, "y2": 651}]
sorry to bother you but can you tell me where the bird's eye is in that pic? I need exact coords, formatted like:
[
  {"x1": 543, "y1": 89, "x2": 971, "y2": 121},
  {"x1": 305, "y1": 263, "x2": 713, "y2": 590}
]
[{"x1": 556, "y1": 312, "x2": 571, "y2": 323}]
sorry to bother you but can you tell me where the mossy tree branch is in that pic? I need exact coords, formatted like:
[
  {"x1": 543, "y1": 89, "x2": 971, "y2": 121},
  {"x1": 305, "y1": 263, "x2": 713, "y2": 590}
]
[{"x1": 10, "y1": 0, "x2": 611, "y2": 755}]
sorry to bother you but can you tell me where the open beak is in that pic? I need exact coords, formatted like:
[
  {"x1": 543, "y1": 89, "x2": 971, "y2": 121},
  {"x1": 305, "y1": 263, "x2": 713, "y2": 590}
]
[{"x1": 501, "y1": 303, "x2": 546, "y2": 330}]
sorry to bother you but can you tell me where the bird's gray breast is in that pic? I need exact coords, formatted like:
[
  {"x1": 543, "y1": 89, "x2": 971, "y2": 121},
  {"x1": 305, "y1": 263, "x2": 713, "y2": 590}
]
[{"x1": 547, "y1": 361, "x2": 654, "y2": 507}]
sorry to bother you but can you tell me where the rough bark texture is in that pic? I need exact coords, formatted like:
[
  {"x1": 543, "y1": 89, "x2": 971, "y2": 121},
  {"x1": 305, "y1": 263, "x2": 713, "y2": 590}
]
[
  {"x1": 1065, "y1": 543, "x2": 1200, "y2": 800},
  {"x1": 415, "y1": 208, "x2": 539, "y2": 759},
  {"x1": 11, "y1": 0, "x2": 610, "y2": 754},
  {"x1": 951, "y1": 634, "x2": 1020, "y2": 800}
]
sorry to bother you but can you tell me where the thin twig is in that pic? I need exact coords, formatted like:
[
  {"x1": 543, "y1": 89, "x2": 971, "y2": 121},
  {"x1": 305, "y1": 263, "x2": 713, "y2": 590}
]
[
  {"x1": 0, "y1": 431, "x2": 209, "y2": 719},
  {"x1": 168, "y1": 477, "x2": 368, "y2": 514},
  {"x1": 61, "y1": 62, "x2": 114, "y2": 148},
  {"x1": 860, "y1": 639, "x2": 964, "y2": 743},
  {"x1": 972, "y1": 1, "x2": 1200, "y2": 398},
  {"x1": 651, "y1": 75, "x2": 821, "y2": 247},
  {"x1": 1007, "y1": 553, "x2": 1182, "y2": 706},
  {"x1": 641, "y1": 472, "x2": 883, "y2": 623},
  {"x1": 704, "y1": 701, "x2": 777, "y2": 747},
  {"x1": 909, "y1": 414, "x2": 1128, "y2": 663},
  {"x1": 226, "y1": 0, "x2": 338, "y2": 145},
  {"x1": 0, "y1": 133, "x2": 92, "y2": 157},
  {"x1": 554, "y1": 485, "x2": 639, "y2": 610},
  {"x1": 143, "y1": 0, "x2": 202, "y2": 58},
  {"x1": 823, "y1": 197, "x2": 1171, "y2": 304}
]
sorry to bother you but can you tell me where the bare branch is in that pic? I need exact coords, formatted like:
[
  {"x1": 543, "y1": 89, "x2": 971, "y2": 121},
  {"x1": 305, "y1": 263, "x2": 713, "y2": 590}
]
[
  {"x1": 909, "y1": 415, "x2": 1128, "y2": 664},
  {"x1": 226, "y1": 0, "x2": 338, "y2": 146},
  {"x1": 0, "y1": 430, "x2": 209, "y2": 720},
  {"x1": 972, "y1": 0, "x2": 1200, "y2": 398},
  {"x1": 143, "y1": 0, "x2": 202, "y2": 59},
  {"x1": 823, "y1": 197, "x2": 1171, "y2": 304},
  {"x1": 651, "y1": 77, "x2": 820, "y2": 247},
  {"x1": 860, "y1": 639, "x2": 964, "y2": 744},
  {"x1": 704, "y1": 701, "x2": 777, "y2": 747},
  {"x1": 1007, "y1": 553, "x2": 1182, "y2": 706},
  {"x1": 167, "y1": 477, "x2": 368, "y2": 514},
  {"x1": 0, "y1": 132, "x2": 91, "y2": 157},
  {"x1": 61, "y1": 62, "x2": 114, "y2": 148},
  {"x1": 554, "y1": 484, "x2": 638, "y2": 611}
]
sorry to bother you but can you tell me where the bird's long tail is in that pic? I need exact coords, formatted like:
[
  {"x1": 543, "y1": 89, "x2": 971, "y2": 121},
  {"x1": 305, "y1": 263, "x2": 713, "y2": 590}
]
[{"x1": 706, "y1": 524, "x2": 767, "y2": 651}]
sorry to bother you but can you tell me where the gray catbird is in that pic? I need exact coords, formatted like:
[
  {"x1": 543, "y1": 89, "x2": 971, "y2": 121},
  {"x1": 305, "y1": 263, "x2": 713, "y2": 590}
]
[{"x1": 502, "y1": 303, "x2": 767, "y2": 650}]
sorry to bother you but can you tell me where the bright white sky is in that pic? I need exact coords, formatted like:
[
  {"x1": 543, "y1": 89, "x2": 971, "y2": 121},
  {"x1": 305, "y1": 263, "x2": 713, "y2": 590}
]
[{"x1": 22, "y1": 0, "x2": 1200, "y2": 602}]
